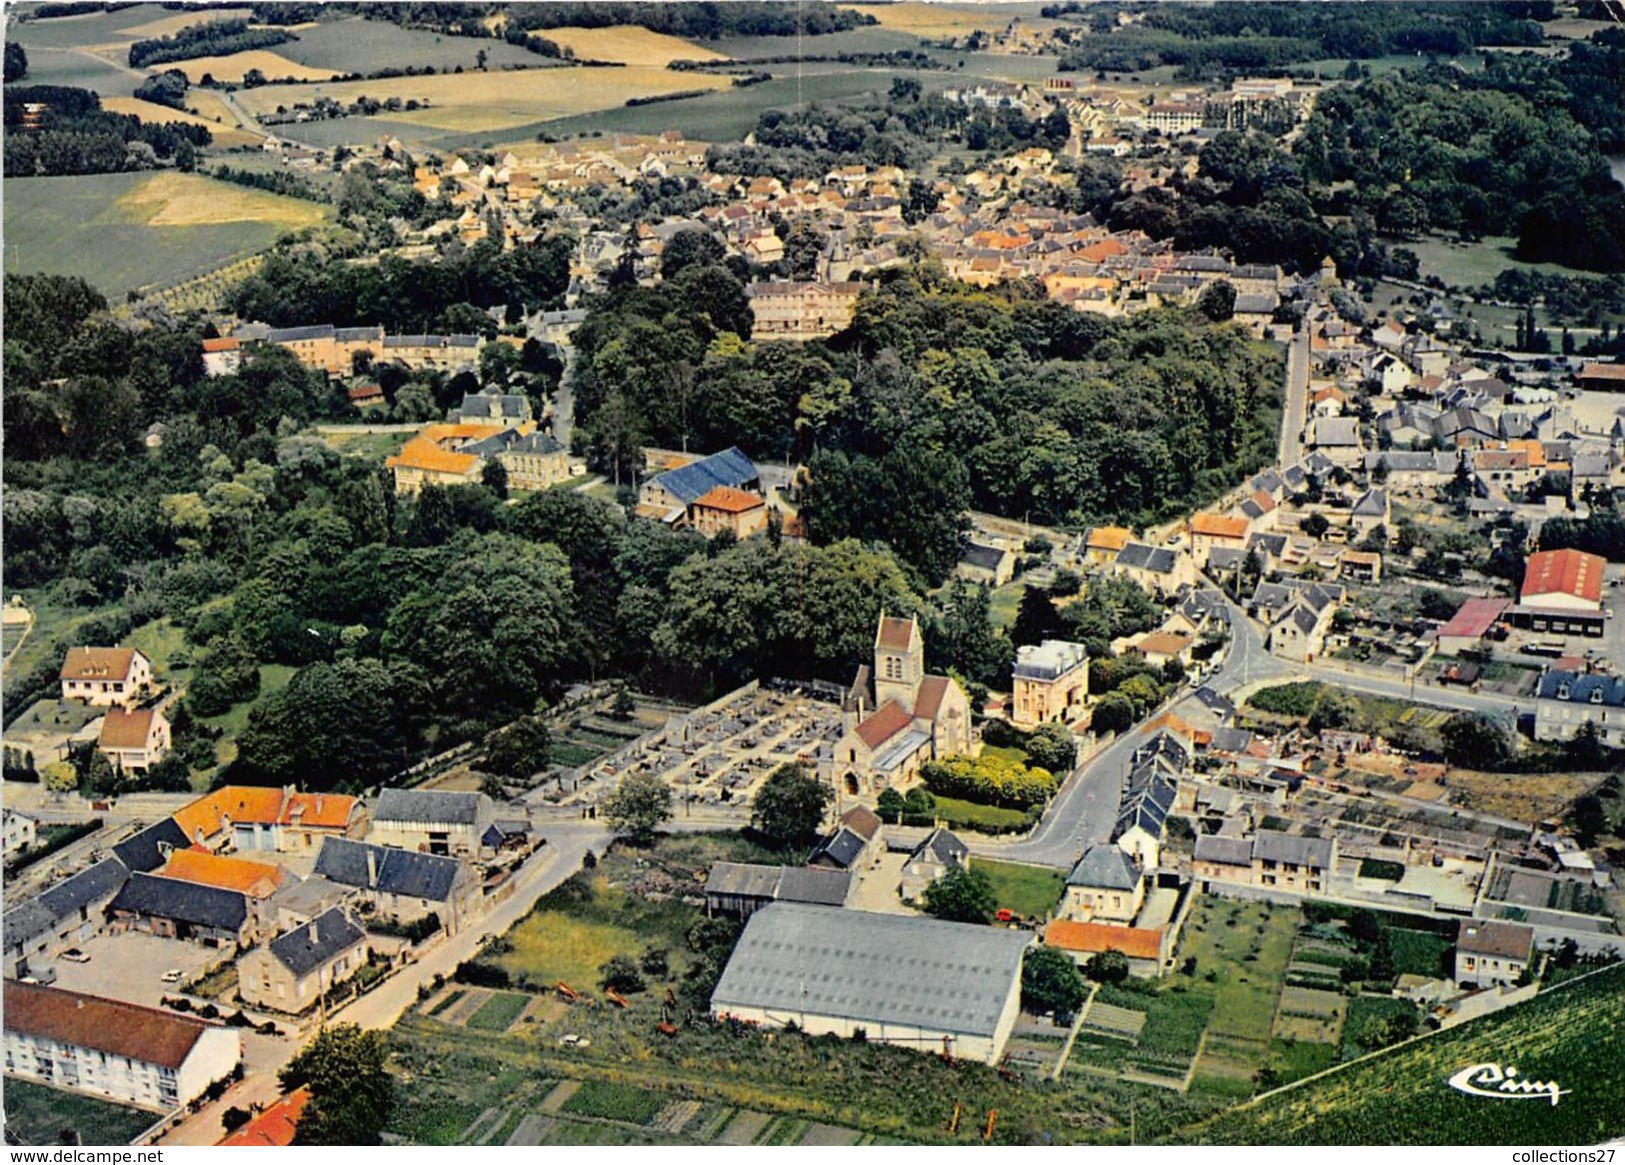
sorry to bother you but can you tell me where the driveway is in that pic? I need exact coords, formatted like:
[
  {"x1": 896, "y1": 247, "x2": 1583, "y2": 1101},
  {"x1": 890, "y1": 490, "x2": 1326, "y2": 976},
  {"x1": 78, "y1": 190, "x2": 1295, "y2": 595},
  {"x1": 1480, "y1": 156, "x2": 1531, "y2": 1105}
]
[{"x1": 46, "y1": 931, "x2": 218, "y2": 1008}]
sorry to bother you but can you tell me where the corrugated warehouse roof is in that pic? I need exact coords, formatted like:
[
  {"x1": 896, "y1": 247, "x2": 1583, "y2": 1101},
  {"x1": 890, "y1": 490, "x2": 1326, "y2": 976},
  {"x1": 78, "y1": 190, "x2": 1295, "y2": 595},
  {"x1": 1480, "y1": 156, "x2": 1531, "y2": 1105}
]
[{"x1": 710, "y1": 903, "x2": 1032, "y2": 1038}]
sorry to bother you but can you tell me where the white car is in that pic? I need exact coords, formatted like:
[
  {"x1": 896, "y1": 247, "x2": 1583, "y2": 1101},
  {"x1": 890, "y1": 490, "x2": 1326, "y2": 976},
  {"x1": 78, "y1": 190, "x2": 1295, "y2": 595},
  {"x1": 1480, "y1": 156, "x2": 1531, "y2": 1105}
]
[
  {"x1": 161, "y1": 969, "x2": 185, "y2": 984},
  {"x1": 60, "y1": 949, "x2": 90, "y2": 964}
]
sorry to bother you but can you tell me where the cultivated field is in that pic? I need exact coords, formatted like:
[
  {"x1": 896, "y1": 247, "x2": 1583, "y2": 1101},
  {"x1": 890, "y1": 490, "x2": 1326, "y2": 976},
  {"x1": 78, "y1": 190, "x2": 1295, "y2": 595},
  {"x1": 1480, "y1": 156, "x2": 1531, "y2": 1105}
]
[
  {"x1": 843, "y1": 2, "x2": 1039, "y2": 36},
  {"x1": 115, "y1": 6, "x2": 257, "y2": 41},
  {"x1": 235, "y1": 65, "x2": 732, "y2": 134},
  {"x1": 169, "y1": 49, "x2": 343, "y2": 84},
  {"x1": 101, "y1": 96, "x2": 262, "y2": 146},
  {"x1": 3, "y1": 44, "x2": 138, "y2": 96},
  {"x1": 3, "y1": 172, "x2": 313, "y2": 296},
  {"x1": 1192, "y1": 964, "x2": 1625, "y2": 1145},
  {"x1": 116, "y1": 171, "x2": 327, "y2": 229},
  {"x1": 540, "y1": 26, "x2": 724, "y2": 67}
]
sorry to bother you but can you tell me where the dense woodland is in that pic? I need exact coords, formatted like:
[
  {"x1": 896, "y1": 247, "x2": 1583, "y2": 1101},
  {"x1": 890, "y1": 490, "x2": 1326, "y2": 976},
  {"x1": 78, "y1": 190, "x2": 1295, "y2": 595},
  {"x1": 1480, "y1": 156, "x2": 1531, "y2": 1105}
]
[
  {"x1": 1, "y1": 262, "x2": 1201, "y2": 798},
  {"x1": 3, "y1": 85, "x2": 209, "y2": 176},
  {"x1": 126, "y1": 18, "x2": 295, "y2": 69},
  {"x1": 570, "y1": 248, "x2": 1282, "y2": 585}
]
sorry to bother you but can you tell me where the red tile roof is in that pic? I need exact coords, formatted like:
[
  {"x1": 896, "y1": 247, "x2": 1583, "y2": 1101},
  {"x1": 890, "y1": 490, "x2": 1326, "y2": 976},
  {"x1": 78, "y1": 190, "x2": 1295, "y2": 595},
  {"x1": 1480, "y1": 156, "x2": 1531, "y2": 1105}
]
[
  {"x1": 693, "y1": 486, "x2": 764, "y2": 514},
  {"x1": 202, "y1": 337, "x2": 241, "y2": 353},
  {"x1": 158, "y1": 849, "x2": 287, "y2": 897},
  {"x1": 855, "y1": 699, "x2": 913, "y2": 749},
  {"x1": 876, "y1": 616, "x2": 916, "y2": 651},
  {"x1": 218, "y1": 1087, "x2": 311, "y2": 1147},
  {"x1": 4, "y1": 981, "x2": 211, "y2": 1069},
  {"x1": 60, "y1": 646, "x2": 142, "y2": 682},
  {"x1": 1190, "y1": 513, "x2": 1249, "y2": 539},
  {"x1": 1521, "y1": 548, "x2": 1604, "y2": 605},
  {"x1": 840, "y1": 805, "x2": 882, "y2": 841},
  {"x1": 1577, "y1": 362, "x2": 1625, "y2": 382},
  {"x1": 1436, "y1": 597, "x2": 1510, "y2": 642},
  {"x1": 912, "y1": 675, "x2": 953, "y2": 722},
  {"x1": 1044, "y1": 921, "x2": 1162, "y2": 961},
  {"x1": 99, "y1": 707, "x2": 162, "y2": 750}
]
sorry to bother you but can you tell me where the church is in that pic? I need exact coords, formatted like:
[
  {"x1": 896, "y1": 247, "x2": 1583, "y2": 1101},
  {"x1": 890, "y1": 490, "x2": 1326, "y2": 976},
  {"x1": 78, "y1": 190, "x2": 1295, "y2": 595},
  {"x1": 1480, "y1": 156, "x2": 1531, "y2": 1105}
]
[{"x1": 834, "y1": 615, "x2": 971, "y2": 798}]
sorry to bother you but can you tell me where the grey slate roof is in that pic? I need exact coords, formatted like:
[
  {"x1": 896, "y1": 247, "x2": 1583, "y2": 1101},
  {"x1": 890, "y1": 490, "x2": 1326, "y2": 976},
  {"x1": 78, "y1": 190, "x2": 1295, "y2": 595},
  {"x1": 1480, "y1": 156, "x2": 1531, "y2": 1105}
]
[
  {"x1": 112, "y1": 818, "x2": 189, "y2": 873},
  {"x1": 710, "y1": 903, "x2": 1032, "y2": 1039},
  {"x1": 1194, "y1": 834, "x2": 1252, "y2": 867},
  {"x1": 705, "y1": 863, "x2": 851, "y2": 907},
  {"x1": 1208, "y1": 727, "x2": 1255, "y2": 753},
  {"x1": 1252, "y1": 830, "x2": 1334, "y2": 869},
  {"x1": 648, "y1": 447, "x2": 758, "y2": 506},
  {"x1": 1114, "y1": 770, "x2": 1176, "y2": 841},
  {"x1": 809, "y1": 825, "x2": 870, "y2": 870},
  {"x1": 372, "y1": 789, "x2": 486, "y2": 827},
  {"x1": 266, "y1": 324, "x2": 335, "y2": 343},
  {"x1": 268, "y1": 907, "x2": 366, "y2": 977},
  {"x1": 1536, "y1": 669, "x2": 1625, "y2": 707},
  {"x1": 1066, "y1": 844, "x2": 1140, "y2": 890},
  {"x1": 313, "y1": 837, "x2": 463, "y2": 902},
  {"x1": 110, "y1": 872, "x2": 248, "y2": 932},
  {"x1": 906, "y1": 828, "x2": 968, "y2": 869},
  {"x1": 3, "y1": 857, "x2": 129, "y2": 950},
  {"x1": 959, "y1": 542, "x2": 1008, "y2": 572},
  {"x1": 1233, "y1": 293, "x2": 1278, "y2": 316},
  {"x1": 1116, "y1": 542, "x2": 1178, "y2": 573}
]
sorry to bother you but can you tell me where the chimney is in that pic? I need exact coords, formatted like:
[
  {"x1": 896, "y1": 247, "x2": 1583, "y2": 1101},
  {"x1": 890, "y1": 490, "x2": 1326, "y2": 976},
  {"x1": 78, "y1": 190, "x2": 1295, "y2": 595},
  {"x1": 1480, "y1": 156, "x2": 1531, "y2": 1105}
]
[
  {"x1": 309, "y1": 920, "x2": 319, "y2": 945},
  {"x1": 365, "y1": 848, "x2": 378, "y2": 890}
]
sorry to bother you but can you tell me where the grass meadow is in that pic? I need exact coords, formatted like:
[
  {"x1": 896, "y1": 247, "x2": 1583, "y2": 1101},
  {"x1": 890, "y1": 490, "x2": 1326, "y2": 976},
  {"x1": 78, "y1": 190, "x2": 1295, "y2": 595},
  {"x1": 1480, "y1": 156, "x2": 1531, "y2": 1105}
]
[
  {"x1": 1, "y1": 1078, "x2": 155, "y2": 1147},
  {"x1": 973, "y1": 857, "x2": 1065, "y2": 918}
]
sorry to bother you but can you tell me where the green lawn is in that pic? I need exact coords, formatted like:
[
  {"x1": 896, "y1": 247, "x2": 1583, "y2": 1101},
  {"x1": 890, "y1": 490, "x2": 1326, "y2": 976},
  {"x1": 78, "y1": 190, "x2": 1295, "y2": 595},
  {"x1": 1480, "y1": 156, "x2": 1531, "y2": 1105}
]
[
  {"x1": 0, "y1": 1078, "x2": 155, "y2": 1146},
  {"x1": 560, "y1": 1080, "x2": 665, "y2": 1125},
  {"x1": 3, "y1": 174, "x2": 309, "y2": 300},
  {"x1": 931, "y1": 795, "x2": 1030, "y2": 835},
  {"x1": 466, "y1": 991, "x2": 531, "y2": 1032},
  {"x1": 122, "y1": 618, "x2": 191, "y2": 689},
  {"x1": 987, "y1": 582, "x2": 1025, "y2": 633},
  {"x1": 1339, "y1": 994, "x2": 1422, "y2": 1061},
  {"x1": 1383, "y1": 925, "x2": 1453, "y2": 980},
  {"x1": 972, "y1": 857, "x2": 1064, "y2": 918}
]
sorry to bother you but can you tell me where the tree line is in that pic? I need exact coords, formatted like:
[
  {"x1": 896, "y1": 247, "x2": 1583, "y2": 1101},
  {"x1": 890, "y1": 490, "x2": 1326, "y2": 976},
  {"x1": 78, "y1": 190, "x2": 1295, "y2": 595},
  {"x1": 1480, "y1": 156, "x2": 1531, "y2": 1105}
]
[
  {"x1": 127, "y1": 18, "x2": 295, "y2": 69},
  {"x1": 4, "y1": 85, "x2": 209, "y2": 176}
]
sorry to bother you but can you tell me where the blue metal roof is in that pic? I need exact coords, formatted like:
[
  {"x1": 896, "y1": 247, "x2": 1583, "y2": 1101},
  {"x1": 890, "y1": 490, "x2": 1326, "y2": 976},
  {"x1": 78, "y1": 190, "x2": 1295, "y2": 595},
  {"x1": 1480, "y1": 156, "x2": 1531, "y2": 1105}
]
[{"x1": 648, "y1": 447, "x2": 757, "y2": 506}]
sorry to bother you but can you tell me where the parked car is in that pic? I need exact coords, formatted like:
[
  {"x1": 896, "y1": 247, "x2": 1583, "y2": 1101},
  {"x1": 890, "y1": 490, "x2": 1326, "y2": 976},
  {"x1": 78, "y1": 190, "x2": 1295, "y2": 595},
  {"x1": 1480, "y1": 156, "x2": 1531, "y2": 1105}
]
[
  {"x1": 60, "y1": 949, "x2": 90, "y2": 963},
  {"x1": 161, "y1": 969, "x2": 184, "y2": 984}
]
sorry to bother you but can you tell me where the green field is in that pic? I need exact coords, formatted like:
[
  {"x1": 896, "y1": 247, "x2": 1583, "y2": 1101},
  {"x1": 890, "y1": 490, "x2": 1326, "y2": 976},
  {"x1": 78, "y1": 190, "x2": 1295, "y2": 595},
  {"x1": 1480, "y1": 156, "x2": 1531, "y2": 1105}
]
[
  {"x1": 931, "y1": 794, "x2": 1030, "y2": 834},
  {"x1": 3, "y1": 45, "x2": 139, "y2": 96},
  {"x1": 275, "y1": 16, "x2": 550, "y2": 74},
  {"x1": 560, "y1": 1080, "x2": 665, "y2": 1125},
  {"x1": 973, "y1": 857, "x2": 1064, "y2": 918},
  {"x1": 1192, "y1": 964, "x2": 1625, "y2": 1144},
  {"x1": 4, "y1": 174, "x2": 306, "y2": 299},
  {"x1": 0, "y1": 1078, "x2": 155, "y2": 1147}
]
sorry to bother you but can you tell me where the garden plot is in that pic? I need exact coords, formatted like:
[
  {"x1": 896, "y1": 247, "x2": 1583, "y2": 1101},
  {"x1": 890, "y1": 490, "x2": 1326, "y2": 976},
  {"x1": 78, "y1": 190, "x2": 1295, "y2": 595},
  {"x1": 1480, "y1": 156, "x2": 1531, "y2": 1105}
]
[
  {"x1": 1271, "y1": 985, "x2": 1347, "y2": 1045},
  {"x1": 1083, "y1": 1002, "x2": 1148, "y2": 1043}
]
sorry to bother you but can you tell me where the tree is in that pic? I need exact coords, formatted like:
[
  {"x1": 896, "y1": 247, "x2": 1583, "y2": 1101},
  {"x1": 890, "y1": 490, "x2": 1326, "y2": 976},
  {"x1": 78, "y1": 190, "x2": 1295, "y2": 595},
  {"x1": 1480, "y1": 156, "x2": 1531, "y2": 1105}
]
[
  {"x1": 41, "y1": 760, "x2": 78, "y2": 795},
  {"x1": 482, "y1": 715, "x2": 551, "y2": 781},
  {"x1": 1440, "y1": 712, "x2": 1515, "y2": 771},
  {"x1": 751, "y1": 762, "x2": 833, "y2": 850},
  {"x1": 481, "y1": 457, "x2": 509, "y2": 499},
  {"x1": 280, "y1": 1025, "x2": 394, "y2": 1146},
  {"x1": 602, "y1": 771, "x2": 672, "y2": 845},
  {"x1": 1198, "y1": 280, "x2": 1236, "y2": 323},
  {"x1": 876, "y1": 787, "x2": 906, "y2": 823},
  {"x1": 6, "y1": 41, "x2": 29, "y2": 83},
  {"x1": 921, "y1": 866, "x2": 995, "y2": 924},
  {"x1": 1024, "y1": 722, "x2": 1076, "y2": 773},
  {"x1": 221, "y1": 1106, "x2": 253, "y2": 1134},
  {"x1": 1301, "y1": 512, "x2": 1330, "y2": 539},
  {"x1": 1572, "y1": 793, "x2": 1607, "y2": 846},
  {"x1": 1091, "y1": 691, "x2": 1136, "y2": 736},
  {"x1": 599, "y1": 954, "x2": 646, "y2": 994},
  {"x1": 1021, "y1": 945, "x2": 1087, "y2": 1018},
  {"x1": 1084, "y1": 949, "x2": 1130, "y2": 984}
]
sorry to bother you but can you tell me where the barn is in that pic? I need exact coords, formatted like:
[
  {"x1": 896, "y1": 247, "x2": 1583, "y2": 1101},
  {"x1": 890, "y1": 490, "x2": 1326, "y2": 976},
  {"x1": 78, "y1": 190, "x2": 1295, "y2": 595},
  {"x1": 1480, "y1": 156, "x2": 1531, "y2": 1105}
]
[{"x1": 708, "y1": 902, "x2": 1033, "y2": 1064}]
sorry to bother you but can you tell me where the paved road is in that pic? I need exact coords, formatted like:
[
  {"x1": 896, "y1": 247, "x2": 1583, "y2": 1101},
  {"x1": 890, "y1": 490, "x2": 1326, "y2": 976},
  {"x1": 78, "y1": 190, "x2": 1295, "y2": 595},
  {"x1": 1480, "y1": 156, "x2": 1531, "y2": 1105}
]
[
  {"x1": 1279, "y1": 324, "x2": 1310, "y2": 468},
  {"x1": 153, "y1": 823, "x2": 609, "y2": 1146}
]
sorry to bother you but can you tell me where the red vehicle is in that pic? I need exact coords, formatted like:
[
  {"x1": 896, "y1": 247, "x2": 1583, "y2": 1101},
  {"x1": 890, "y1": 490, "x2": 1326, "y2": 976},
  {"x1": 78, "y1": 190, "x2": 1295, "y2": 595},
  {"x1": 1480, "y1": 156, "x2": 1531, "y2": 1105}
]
[{"x1": 995, "y1": 909, "x2": 1016, "y2": 923}]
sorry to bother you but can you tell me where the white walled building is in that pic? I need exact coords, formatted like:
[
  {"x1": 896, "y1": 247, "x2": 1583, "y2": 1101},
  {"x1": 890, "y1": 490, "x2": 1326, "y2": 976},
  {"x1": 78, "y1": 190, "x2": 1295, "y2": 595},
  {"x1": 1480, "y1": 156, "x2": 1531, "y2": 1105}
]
[{"x1": 3, "y1": 981, "x2": 241, "y2": 1111}]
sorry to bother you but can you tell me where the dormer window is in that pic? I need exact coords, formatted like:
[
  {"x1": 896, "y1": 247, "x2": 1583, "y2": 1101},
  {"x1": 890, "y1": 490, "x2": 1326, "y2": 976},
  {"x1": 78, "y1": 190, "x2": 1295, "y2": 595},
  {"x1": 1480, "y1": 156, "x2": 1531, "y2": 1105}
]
[
  {"x1": 1590, "y1": 688, "x2": 1604, "y2": 704},
  {"x1": 1558, "y1": 683, "x2": 1572, "y2": 700}
]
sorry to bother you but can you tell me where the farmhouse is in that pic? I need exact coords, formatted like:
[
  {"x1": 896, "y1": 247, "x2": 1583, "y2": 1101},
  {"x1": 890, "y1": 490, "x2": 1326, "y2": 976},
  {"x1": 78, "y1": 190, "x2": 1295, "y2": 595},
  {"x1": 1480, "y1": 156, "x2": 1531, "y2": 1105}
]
[
  {"x1": 369, "y1": 789, "x2": 494, "y2": 857},
  {"x1": 385, "y1": 423, "x2": 508, "y2": 495},
  {"x1": 97, "y1": 706, "x2": 171, "y2": 772},
  {"x1": 1113, "y1": 542, "x2": 1196, "y2": 597},
  {"x1": 1454, "y1": 919, "x2": 1533, "y2": 988},
  {"x1": 312, "y1": 837, "x2": 479, "y2": 934},
  {"x1": 1082, "y1": 526, "x2": 1133, "y2": 568},
  {"x1": 59, "y1": 647, "x2": 153, "y2": 707},
  {"x1": 1060, "y1": 844, "x2": 1144, "y2": 924},
  {"x1": 4, "y1": 808, "x2": 38, "y2": 857},
  {"x1": 709, "y1": 903, "x2": 1033, "y2": 1064},
  {"x1": 201, "y1": 336, "x2": 241, "y2": 377},
  {"x1": 2, "y1": 858, "x2": 129, "y2": 978},
  {"x1": 156, "y1": 849, "x2": 288, "y2": 901},
  {"x1": 1191, "y1": 830, "x2": 1337, "y2": 894},
  {"x1": 898, "y1": 827, "x2": 969, "y2": 902},
  {"x1": 239, "y1": 908, "x2": 369, "y2": 1014},
  {"x1": 835, "y1": 616, "x2": 971, "y2": 796},
  {"x1": 108, "y1": 872, "x2": 253, "y2": 947},
  {"x1": 956, "y1": 541, "x2": 1016, "y2": 587},
  {"x1": 1010, "y1": 639, "x2": 1090, "y2": 729},
  {"x1": 688, "y1": 485, "x2": 769, "y2": 541},
  {"x1": 173, "y1": 786, "x2": 365, "y2": 853},
  {"x1": 3, "y1": 981, "x2": 241, "y2": 1111},
  {"x1": 703, "y1": 863, "x2": 852, "y2": 918},
  {"x1": 1189, "y1": 513, "x2": 1249, "y2": 567},
  {"x1": 809, "y1": 806, "x2": 885, "y2": 872}
]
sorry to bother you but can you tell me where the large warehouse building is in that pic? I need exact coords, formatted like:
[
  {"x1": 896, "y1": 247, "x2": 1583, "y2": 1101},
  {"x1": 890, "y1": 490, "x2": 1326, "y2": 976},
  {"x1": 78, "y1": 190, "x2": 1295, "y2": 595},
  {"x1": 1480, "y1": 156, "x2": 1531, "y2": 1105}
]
[{"x1": 708, "y1": 902, "x2": 1033, "y2": 1064}]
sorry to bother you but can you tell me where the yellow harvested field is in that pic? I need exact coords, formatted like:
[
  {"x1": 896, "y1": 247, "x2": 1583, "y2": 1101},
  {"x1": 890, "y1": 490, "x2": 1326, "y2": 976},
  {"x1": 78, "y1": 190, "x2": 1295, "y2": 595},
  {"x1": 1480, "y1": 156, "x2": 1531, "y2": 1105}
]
[
  {"x1": 235, "y1": 66, "x2": 731, "y2": 133},
  {"x1": 170, "y1": 50, "x2": 342, "y2": 84},
  {"x1": 114, "y1": 172, "x2": 329, "y2": 230},
  {"x1": 1439, "y1": 768, "x2": 1599, "y2": 823},
  {"x1": 183, "y1": 88, "x2": 250, "y2": 129},
  {"x1": 539, "y1": 26, "x2": 724, "y2": 67},
  {"x1": 101, "y1": 97, "x2": 263, "y2": 146},
  {"x1": 117, "y1": 7, "x2": 256, "y2": 40},
  {"x1": 843, "y1": 2, "x2": 1016, "y2": 35}
]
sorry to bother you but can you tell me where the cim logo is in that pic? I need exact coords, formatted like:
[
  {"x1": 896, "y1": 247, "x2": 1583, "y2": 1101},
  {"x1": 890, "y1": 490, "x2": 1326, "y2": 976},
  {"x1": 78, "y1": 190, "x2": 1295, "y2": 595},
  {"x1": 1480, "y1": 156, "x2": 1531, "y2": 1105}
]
[{"x1": 1447, "y1": 1063, "x2": 1570, "y2": 1107}]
